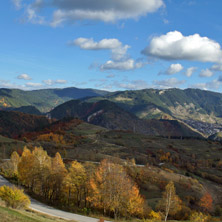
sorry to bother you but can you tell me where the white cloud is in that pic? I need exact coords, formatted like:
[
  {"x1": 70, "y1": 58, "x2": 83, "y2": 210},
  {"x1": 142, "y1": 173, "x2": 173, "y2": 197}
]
[
  {"x1": 153, "y1": 78, "x2": 186, "y2": 88},
  {"x1": 184, "y1": 67, "x2": 196, "y2": 77},
  {"x1": 49, "y1": 0, "x2": 164, "y2": 26},
  {"x1": 211, "y1": 64, "x2": 222, "y2": 71},
  {"x1": 43, "y1": 79, "x2": 67, "y2": 85},
  {"x1": 14, "y1": 0, "x2": 164, "y2": 26},
  {"x1": 191, "y1": 79, "x2": 222, "y2": 90},
  {"x1": 199, "y1": 68, "x2": 214, "y2": 77},
  {"x1": 73, "y1": 38, "x2": 122, "y2": 50},
  {"x1": 55, "y1": 79, "x2": 67, "y2": 84},
  {"x1": 74, "y1": 37, "x2": 145, "y2": 71},
  {"x1": 26, "y1": 82, "x2": 43, "y2": 87},
  {"x1": 114, "y1": 80, "x2": 149, "y2": 90},
  {"x1": 17, "y1": 74, "x2": 32, "y2": 80},
  {"x1": 12, "y1": 0, "x2": 22, "y2": 10},
  {"x1": 142, "y1": 31, "x2": 222, "y2": 63},
  {"x1": 100, "y1": 59, "x2": 145, "y2": 71},
  {"x1": 73, "y1": 37, "x2": 129, "y2": 61},
  {"x1": 165, "y1": 63, "x2": 183, "y2": 75}
]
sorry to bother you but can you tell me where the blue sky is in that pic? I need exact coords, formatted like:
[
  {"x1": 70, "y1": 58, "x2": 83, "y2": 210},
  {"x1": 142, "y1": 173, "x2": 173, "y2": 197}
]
[{"x1": 1, "y1": 0, "x2": 222, "y2": 91}]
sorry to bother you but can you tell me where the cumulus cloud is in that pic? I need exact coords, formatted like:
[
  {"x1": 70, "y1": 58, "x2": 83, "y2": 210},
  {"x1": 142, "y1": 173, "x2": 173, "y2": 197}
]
[
  {"x1": 164, "y1": 63, "x2": 183, "y2": 75},
  {"x1": 43, "y1": 79, "x2": 67, "y2": 86},
  {"x1": 184, "y1": 67, "x2": 196, "y2": 77},
  {"x1": 73, "y1": 38, "x2": 129, "y2": 61},
  {"x1": 50, "y1": 0, "x2": 164, "y2": 26},
  {"x1": 199, "y1": 68, "x2": 214, "y2": 77},
  {"x1": 142, "y1": 31, "x2": 222, "y2": 63},
  {"x1": 101, "y1": 59, "x2": 144, "y2": 71},
  {"x1": 14, "y1": 0, "x2": 164, "y2": 26},
  {"x1": 17, "y1": 74, "x2": 32, "y2": 80},
  {"x1": 153, "y1": 78, "x2": 186, "y2": 88},
  {"x1": 74, "y1": 37, "x2": 145, "y2": 71}
]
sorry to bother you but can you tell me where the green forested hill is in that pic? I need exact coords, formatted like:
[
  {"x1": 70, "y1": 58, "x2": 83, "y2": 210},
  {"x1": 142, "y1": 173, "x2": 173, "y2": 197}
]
[
  {"x1": 85, "y1": 88, "x2": 222, "y2": 124},
  {"x1": 50, "y1": 99, "x2": 203, "y2": 138},
  {"x1": 0, "y1": 87, "x2": 108, "y2": 113}
]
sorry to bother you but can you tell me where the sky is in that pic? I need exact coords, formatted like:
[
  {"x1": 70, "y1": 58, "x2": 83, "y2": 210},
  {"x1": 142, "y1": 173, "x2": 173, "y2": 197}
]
[{"x1": 1, "y1": 0, "x2": 222, "y2": 91}]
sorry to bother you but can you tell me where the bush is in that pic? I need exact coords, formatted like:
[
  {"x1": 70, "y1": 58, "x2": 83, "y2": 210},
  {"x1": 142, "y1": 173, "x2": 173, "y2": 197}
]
[
  {"x1": 190, "y1": 212, "x2": 209, "y2": 222},
  {"x1": 0, "y1": 185, "x2": 30, "y2": 209},
  {"x1": 149, "y1": 210, "x2": 162, "y2": 221}
]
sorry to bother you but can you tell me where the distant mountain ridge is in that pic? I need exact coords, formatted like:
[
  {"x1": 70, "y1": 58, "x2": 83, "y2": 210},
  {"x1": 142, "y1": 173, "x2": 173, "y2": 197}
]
[
  {"x1": 49, "y1": 99, "x2": 203, "y2": 138},
  {"x1": 85, "y1": 88, "x2": 222, "y2": 125},
  {"x1": 0, "y1": 87, "x2": 108, "y2": 113},
  {"x1": 2, "y1": 86, "x2": 222, "y2": 136}
]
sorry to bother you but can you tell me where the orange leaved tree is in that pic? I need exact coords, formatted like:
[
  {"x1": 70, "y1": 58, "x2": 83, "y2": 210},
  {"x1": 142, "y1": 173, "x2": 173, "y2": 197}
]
[
  {"x1": 88, "y1": 159, "x2": 144, "y2": 219},
  {"x1": 199, "y1": 192, "x2": 213, "y2": 212}
]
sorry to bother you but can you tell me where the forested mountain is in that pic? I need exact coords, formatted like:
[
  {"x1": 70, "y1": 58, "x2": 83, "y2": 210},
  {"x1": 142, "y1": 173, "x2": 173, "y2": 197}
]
[
  {"x1": 85, "y1": 88, "x2": 222, "y2": 124},
  {"x1": 50, "y1": 99, "x2": 203, "y2": 138},
  {"x1": 0, "y1": 87, "x2": 108, "y2": 113},
  {"x1": 0, "y1": 110, "x2": 50, "y2": 138}
]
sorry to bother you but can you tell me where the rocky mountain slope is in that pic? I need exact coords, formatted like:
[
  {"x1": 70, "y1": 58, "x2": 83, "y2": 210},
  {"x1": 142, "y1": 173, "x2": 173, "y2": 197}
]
[{"x1": 49, "y1": 99, "x2": 203, "y2": 138}]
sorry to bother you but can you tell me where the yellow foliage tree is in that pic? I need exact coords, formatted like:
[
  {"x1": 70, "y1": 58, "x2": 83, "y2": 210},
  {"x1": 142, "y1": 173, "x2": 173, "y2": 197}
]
[
  {"x1": 18, "y1": 147, "x2": 37, "y2": 190},
  {"x1": 0, "y1": 185, "x2": 30, "y2": 209},
  {"x1": 10, "y1": 151, "x2": 20, "y2": 176},
  {"x1": 49, "y1": 152, "x2": 67, "y2": 202},
  {"x1": 88, "y1": 159, "x2": 144, "y2": 219},
  {"x1": 63, "y1": 161, "x2": 87, "y2": 207},
  {"x1": 157, "y1": 181, "x2": 182, "y2": 222},
  {"x1": 1, "y1": 151, "x2": 20, "y2": 177}
]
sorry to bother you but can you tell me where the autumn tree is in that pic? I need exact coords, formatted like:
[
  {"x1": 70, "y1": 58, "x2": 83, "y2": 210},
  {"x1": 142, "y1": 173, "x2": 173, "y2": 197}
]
[
  {"x1": 88, "y1": 159, "x2": 144, "y2": 219},
  {"x1": 157, "y1": 181, "x2": 182, "y2": 222},
  {"x1": 63, "y1": 160, "x2": 87, "y2": 207},
  {"x1": 18, "y1": 147, "x2": 37, "y2": 190},
  {"x1": 31, "y1": 147, "x2": 51, "y2": 195},
  {"x1": 199, "y1": 192, "x2": 213, "y2": 212},
  {"x1": 10, "y1": 151, "x2": 20, "y2": 176},
  {"x1": 49, "y1": 152, "x2": 67, "y2": 202},
  {"x1": 0, "y1": 185, "x2": 30, "y2": 209},
  {"x1": 1, "y1": 151, "x2": 20, "y2": 178}
]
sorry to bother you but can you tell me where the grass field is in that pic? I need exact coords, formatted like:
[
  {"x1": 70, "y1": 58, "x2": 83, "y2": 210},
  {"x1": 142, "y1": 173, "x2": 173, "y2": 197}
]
[{"x1": 0, "y1": 205, "x2": 75, "y2": 222}]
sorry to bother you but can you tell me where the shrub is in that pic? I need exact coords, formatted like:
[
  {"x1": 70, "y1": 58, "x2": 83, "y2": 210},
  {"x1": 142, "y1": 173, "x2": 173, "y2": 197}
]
[
  {"x1": 149, "y1": 210, "x2": 162, "y2": 221},
  {"x1": 190, "y1": 212, "x2": 209, "y2": 222},
  {"x1": 0, "y1": 185, "x2": 30, "y2": 209}
]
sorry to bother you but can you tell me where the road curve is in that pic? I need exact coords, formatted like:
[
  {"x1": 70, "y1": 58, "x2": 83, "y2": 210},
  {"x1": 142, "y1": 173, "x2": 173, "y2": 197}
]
[{"x1": 0, "y1": 175, "x2": 110, "y2": 222}]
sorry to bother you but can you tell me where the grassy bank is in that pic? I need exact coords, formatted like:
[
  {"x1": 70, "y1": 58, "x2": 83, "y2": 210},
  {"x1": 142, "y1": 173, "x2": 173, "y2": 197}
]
[{"x1": 0, "y1": 205, "x2": 75, "y2": 222}]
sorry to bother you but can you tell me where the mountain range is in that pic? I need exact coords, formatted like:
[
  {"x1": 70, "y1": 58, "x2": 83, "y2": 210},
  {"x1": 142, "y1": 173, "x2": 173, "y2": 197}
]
[
  {"x1": 1, "y1": 87, "x2": 222, "y2": 137},
  {"x1": 0, "y1": 87, "x2": 107, "y2": 113}
]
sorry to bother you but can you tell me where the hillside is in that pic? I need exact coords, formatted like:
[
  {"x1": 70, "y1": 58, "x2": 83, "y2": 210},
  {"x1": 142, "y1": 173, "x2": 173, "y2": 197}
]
[
  {"x1": 6, "y1": 106, "x2": 42, "y2": 115},
  {"x1": 0, "y1": 111, "x2": 50, "y2": 138},
  {"x1": 49, "y1": 99, "x2": 203, "y2": 138},
  {"x1": 0, "y1": 87, "x2": 107, "y2": 113},
  {"x1": 85, "y1": 88, "x2": 222, "y2": 122}
]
